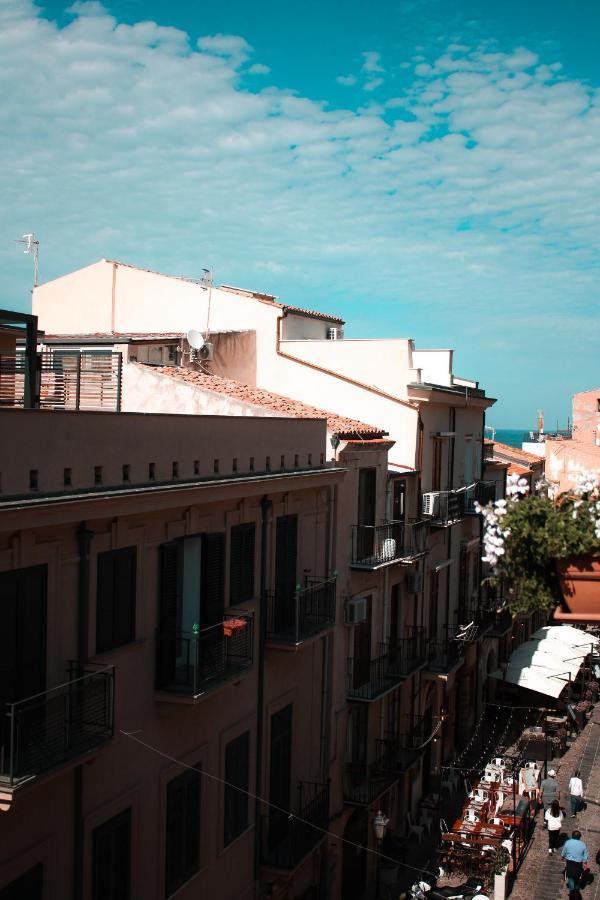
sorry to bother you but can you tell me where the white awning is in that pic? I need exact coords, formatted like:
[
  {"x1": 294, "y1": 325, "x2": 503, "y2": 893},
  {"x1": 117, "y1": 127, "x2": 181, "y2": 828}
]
[{"x1": 489, "y1": 625, "x2": 598, "y2": 699}]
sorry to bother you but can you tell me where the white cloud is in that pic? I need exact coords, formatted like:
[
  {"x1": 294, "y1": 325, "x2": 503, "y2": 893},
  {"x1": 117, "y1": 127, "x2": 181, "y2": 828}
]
[
  {"x1": 1, "y1": 0, "x2": 598, "y2": 427},
  {"x1": 337, "y1": 74, "x2": 358, "y2": 86},
  {"x1": 247, "y1": 63, "x2": 270, "y2": 75},
  {"x1": 363, "y1": 78, "x2": 384, "y2": 92},
  {"x1": 362, "y1": 51, "x2": 384, "y2": 73}
]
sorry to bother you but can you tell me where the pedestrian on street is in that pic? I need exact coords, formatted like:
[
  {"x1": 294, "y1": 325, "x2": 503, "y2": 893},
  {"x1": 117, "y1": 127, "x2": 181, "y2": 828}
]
[
  {"x1": 569, "y1": 769, "x2": 584, "y2": 818},
  {"x1": 540, "y1": 768, "x2": 560, "y2": 821},
  {"x1": 561, "y1": 830, "x2": 589, "y2": 890},
  {"x1": 545, "y1": 799, "x2": 564, "y2": 854}
]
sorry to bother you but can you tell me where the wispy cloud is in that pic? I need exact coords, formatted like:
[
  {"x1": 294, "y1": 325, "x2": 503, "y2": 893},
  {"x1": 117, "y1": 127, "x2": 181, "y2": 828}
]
[
  {"x1": 336, "y1": 74, "x2": 358, "y2": 86},
  {"x1": 1, "y1": 0, "x2": 598, "y2": 424}
]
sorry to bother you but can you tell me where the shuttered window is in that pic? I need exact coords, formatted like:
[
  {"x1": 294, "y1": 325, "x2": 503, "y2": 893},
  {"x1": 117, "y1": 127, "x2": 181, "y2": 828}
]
[
  {"x1": 201, "y1": 533, "x2": 225, "y2": 628},
  {"x1": 92, "y1": 808, "x2": 131, "y2": 900},
  {"x1": 165, "y1": 767, "x2": 201, "y2": 897},
  {"x1": 96, "y1": 547, "x2": 136, "y2": 653},
  {"x1": 224, "y1": 731, "x2": 250, "y2": 846},
  {"x1": 230, "y1": 523, "x2": 255, "y2": 605},
  {"x1": 275, "y1": 515, "x2": 298, "y2": 599},
  {"x1": 358, "y1": 468, "x2": 376, "y2": 526}
]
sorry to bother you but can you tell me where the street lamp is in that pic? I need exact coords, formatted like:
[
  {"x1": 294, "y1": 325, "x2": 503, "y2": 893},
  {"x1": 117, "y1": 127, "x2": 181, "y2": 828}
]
[{"x1": 373, "y1": 810, "x2": 389, "y2": 899}]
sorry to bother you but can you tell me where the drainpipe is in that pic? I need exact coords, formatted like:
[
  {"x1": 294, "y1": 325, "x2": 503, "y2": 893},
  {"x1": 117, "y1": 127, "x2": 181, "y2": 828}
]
[
  {"x1": 254, "y1": 496, "x2": 271, "y2": 892},
  {"x1": 74, "y1": 522, "x2": 93, "y2": 900}
]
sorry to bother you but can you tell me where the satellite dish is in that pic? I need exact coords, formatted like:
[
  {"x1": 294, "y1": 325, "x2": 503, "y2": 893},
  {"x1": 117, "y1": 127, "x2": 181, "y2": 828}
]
[{"x1": 187, "y1": 329, "x2": 204, "y2": 350}]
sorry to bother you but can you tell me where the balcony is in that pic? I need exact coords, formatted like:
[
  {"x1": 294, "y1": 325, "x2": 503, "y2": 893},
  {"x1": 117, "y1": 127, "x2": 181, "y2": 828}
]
[
  {"x1": 425, "y1": 632, "x2": 465, "y2": 675},
  {"x1": 155, "y1": 612, "x2": 254, "y2": 700},
  {"x1": 344, "y1": 755, "x2": 397, "y2": 806},
  {"x1": 0, "y1": 350, "x2": 122, "y2": 411},
  {"x1": 374, "y1": 719, "x2": 429, "y2": 774},
  {"x1": 422, "y1": 482, "x2": 497, "y2": 525},
  {"x1": 351, "y1": 520, "x2": 428, "y2": 570},
  {"x1": 0, "y1": 665, "x2": 114, "y2": 788},
  {"x1": 387, "y1": 627, "x2": 428, "y2": 678},
  {"x1": 267, "y1": 576, "x2": 336, "y2": 646},
  {"x1": 347, "y1": 643, "x2": 406, "y2": 701},
  {"x1": 486, "y1": 607, "x2": 513, "y2": 636},
  {"x1": 262, "y1": 781, "x2": 329, "y2": 870}
]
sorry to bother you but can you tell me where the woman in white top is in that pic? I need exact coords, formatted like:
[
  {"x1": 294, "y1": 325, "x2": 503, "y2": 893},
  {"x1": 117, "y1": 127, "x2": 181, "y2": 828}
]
[
  {"x1": 569, "y1": 770, "x2": 584, "y2": 817},
  {"x1": 545, "y1": 799, "x2": 564, "y2": 854}
]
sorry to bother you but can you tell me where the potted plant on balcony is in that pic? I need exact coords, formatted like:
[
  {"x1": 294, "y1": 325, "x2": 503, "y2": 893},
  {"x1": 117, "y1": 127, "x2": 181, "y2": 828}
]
[{"x1": 476, "y1": 472, "x2": 600, "y2": 618}]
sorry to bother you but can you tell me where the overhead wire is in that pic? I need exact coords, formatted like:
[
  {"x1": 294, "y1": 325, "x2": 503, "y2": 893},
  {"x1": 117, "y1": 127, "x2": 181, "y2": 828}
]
[{"x1": 119, "y1": 729, "x2": 438, "y2": 879}]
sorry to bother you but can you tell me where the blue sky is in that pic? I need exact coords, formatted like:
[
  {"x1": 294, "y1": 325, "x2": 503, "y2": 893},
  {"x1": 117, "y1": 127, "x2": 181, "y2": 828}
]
[{"x1": 1, "y1": 0, "x2": 599, "y2": 427}]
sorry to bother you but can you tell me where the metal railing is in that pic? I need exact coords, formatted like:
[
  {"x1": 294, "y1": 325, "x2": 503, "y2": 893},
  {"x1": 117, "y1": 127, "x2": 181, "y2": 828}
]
[
  {"x1": 0, "y1": 350, "x2": 122, "y2": 411},
  {"x1": 343, "y1": 755, "x2": 397, "y2": 806},
  {"x1": 351, "y1": 520, "x2": 428, "y2": 568},
  {"x1": 426, "y1": 631, "x2": 465, "y2": 674},
  {"x1": 374, "y1": 720, "x2": 429, "y2": 774},
  {"x1": 267, "y1": 576, "x2": 336, "y2": 644},
  {"x1": 422, "y1": 482, "x2": 497, "y2": 524},
  {"x1": 0, "y1": 665, "x2": 114, "y2": 785},
  {"x1": 346, "y1": 642, "x2": 406, "y2": 701},
  {"x1": 262, "y1": 781, "x2": 329, "y2": 869},
  {"x1": 387, "y1": 627, "x2": 427, "y2": 677},
  {"x1": 155, "y1": 612, "x2": 254, "y2": 698}
]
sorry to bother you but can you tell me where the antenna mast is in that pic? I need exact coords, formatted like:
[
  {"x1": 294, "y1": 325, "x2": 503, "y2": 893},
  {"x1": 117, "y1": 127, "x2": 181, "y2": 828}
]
[
  {"x1": 18, "y1": 233, "x2": 40, "y2": 287},
  {"x1": 201, "y1": 268, "x2": 213, "y2": 342}
]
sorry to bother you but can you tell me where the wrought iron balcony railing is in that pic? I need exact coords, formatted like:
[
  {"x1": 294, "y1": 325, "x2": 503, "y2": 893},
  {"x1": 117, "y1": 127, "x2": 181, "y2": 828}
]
[
  {"x1": 387, "y1": 627, "x2": 428, "y2": 677},
  {"x1": 343, "y1": 755, "x2": 397, "y2": 806},
  {"x1": 351, "y1": 520, "x2": 428, "y2": 569},
  {"x1": 261, "y1": 781, "x2": 329, "y2": 870},
  {"x1": 426, "y1": 632, "x2": 465, "y2": 674},
  {"x1": 347, "y1": 642, "x2": 407, "y2": 701},
  {"x1": 155, "y1": 612, "x2": 254, "y2": 699},
  {"x1": 267, "y1": 576, "x2": 336, "y2": 644},
  {"x1": 422, "y1": 481, "x2": 497, "y2": 525},
  {"x1": 0, "y1": 665, "x2": 114, "y2": 786}
]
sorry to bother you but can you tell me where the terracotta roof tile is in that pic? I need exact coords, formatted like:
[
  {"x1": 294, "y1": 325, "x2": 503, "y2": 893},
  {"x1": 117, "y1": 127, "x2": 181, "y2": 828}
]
[
  {"x1": 219, "y1": 284, "x2": 345, "y2": 324},
  {"x1": 152, "y1": 366, "x2": 385, "y2": 438},
  {"x1": 44, "y1": 332, "x2": 182, "y2": 341},
  {"x1": 508, "y1": 463, "x2": 532, "y2": 476},
  {"x1": 493, "y1": 441, "x2": 543, "y2": 464}
]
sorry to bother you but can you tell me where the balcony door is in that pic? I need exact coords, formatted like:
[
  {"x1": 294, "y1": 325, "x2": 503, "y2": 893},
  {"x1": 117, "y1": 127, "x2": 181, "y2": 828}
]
[
  {"x1": 269, "y1": 704, "x2": 293, "y2": 850},
  {"x1": 157, "y1": 534, "x2": 225, "y2": 690},
  {"x1": 0, "y1": 566, "x2": 47, "y2": 776},
  {"x1": 274, "y1": 515, "x2": 298, "y2": 634},
  {"x1": 352, "y1": 595, "x2": 372, "y2": 689}
]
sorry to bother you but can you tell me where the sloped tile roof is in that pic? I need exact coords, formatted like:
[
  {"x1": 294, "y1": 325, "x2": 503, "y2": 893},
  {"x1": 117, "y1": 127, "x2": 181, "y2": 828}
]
[
  {"x1": 493, "y1": 441, "x2": 543, "y2": 464},
  {"x1": 152, "y1": 366, "x2": 385, "y2": 438},
  {"x1": 219, "y1": 284, "x2": 345, "y2": 324}
]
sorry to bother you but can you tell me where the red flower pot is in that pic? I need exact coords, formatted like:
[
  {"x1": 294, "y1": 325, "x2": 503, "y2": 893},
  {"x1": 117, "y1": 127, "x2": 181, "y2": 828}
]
[{"x1": 554, "y1": 555, "x2": 600, "y2": 622}]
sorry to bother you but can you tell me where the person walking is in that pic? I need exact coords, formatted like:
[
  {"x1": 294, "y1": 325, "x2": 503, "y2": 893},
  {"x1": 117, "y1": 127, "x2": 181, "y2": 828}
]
[
  {"x1": 569, "y1": 770, "x2": 583, "y2": 818},
  {"x1": 545, "y1": 799, "x2": 564, "y2": 854},
  {"x1": 540, "y1": 768, "x2": 560, "y2": 816},
  {"x1": 561, "y1": 830, "x2": 589, "y2": 890}
]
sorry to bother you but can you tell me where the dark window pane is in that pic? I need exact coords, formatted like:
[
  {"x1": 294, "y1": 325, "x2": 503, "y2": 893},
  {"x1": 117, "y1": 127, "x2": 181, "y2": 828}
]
[
  {"x1": 0, "y1": 863, "x2": 43, "y2": 900},
  {"x1": 96, "y1": 547, "x2": 136, "y2": 653},
  {"x1": 230, "y1": 523, "x2": 255, "y2": 605},
  {"x1": 165, "y1": 767, "x2": 201, "y2": 897},
  {"x1": 201, "y1": 533, "x2": 225, "y2": 628},
  {"x1": 224, "y1": 731, "x2": 250, "y2": 845},
  {"x1": 92, "y1": 808, "x2": 131, "y2": 900}
]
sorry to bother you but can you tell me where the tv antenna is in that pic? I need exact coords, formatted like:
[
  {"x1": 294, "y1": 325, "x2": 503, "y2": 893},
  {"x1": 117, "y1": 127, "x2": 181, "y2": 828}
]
[
  {"x1": 200, "y1": 268, "x2": 213, "y2": 342},
  {"x1": 17, "y1": 232, "x2": 40, "y2": 287}
]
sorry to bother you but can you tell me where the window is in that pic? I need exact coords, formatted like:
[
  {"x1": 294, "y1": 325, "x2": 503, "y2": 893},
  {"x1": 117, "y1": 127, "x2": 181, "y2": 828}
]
[
  {"x1": 224, "y1": 732, "x2": 250, "y2": 846},
  {"x1": 165, "y1": 768, "x2": 201, "y2": 896},
  {"x1": 230, "y1": 523, "x2": 256, "y2": 605},
  {"x1": 96, "y1": 547, "x2": 136, "y2": 653},
  {"x1": 392, "y1": 479, "x2": 406, "y2": 522},
  {"x1": 431, "y1": 439, "x2": 442, "y2": 492},
  {"x1": 358, "y1": 468, "x2": 376, "y2": 526},
  {"x1": 92, "y1": 808, "x2": 131, "y2": 900}
]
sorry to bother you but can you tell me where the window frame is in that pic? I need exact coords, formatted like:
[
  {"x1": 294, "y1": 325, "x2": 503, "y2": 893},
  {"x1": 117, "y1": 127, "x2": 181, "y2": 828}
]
[
  {"x1": 96, "y1": 546, "x2": 137, "y2": 653},
  {"x1": 164, "y1": 766, "x2": 201, "y2": 898},
  {"x1": 223, "y1": 731, "x2": 250, "y2": 847}
]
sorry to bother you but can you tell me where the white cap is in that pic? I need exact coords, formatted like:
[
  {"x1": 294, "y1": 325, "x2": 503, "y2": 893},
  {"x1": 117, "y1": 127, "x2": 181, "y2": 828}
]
[{"x1": 548, "y1": 769, "x2": 556, "y2": 777}]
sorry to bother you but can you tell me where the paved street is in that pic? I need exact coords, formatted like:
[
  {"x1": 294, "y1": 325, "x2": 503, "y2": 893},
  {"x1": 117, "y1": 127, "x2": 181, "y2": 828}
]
[{"x1": 510, "y1": 704, "x2": 600, "y2": 900}]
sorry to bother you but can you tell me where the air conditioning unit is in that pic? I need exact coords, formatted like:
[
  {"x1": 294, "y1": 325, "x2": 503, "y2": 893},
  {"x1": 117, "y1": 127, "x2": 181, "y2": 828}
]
[
  {"x1": 197, "y1": 342, "x2": 214, "y2": 361},
  {"x1": 345, "y1": 597, "x2": 368, "y2": 625},
  {"x1": 422, "y1": 491, "x2": 441, "y2": 517},
  {"x1": 407, "y1": 570, "x2": 423, "y2": 594}
]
